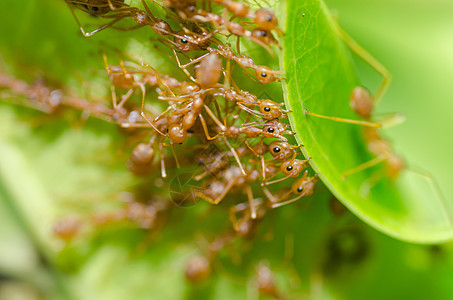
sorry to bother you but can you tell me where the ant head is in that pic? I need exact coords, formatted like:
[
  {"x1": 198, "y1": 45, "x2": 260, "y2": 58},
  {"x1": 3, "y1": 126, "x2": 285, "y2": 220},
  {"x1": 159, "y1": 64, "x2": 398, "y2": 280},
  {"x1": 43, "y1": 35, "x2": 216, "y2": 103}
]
[
  {"x1": 291, "y1": 172, "x2": 316, "y2": 196},
  {"x1": 255, "y1": 66, "x2": 277, "y2": 84},
  {"x1": 281, "y1": 159, "x2": 306, "y2": 177},
  {"x1": 251, "y1": 29, "x2": 277, "y2": 46},
  {"x1": 259, "y1": 99, "x2": 282, "y2": 119},
  {"x1": 269, "y1": 141, "x2": 294, "y2": 161},
  {"x1": 173, "y1": 31, "x2": 197, "y2": 52},
  {"x1": 263, "y1": 120, "x2": 287, "y2": 140},
  {"x1": 254, "y1": 8, "x2": 279, "y2": 31}
]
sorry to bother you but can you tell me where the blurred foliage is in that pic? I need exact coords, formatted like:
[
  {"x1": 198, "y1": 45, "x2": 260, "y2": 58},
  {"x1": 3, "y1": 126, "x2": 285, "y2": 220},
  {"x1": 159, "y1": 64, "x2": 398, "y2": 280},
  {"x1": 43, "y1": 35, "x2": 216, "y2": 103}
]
[{"x1": 0, "y1": 0, "x2": 452, "y2": 299}]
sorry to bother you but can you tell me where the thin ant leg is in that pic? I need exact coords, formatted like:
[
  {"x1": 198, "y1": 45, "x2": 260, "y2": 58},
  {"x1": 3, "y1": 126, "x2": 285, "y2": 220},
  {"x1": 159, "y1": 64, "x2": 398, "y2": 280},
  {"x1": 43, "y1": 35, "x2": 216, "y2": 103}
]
[
  {"x1": 342, "y1": 155, "x2": 388, "y2": 179},
  {"x1": 140, "y1": 111, "x2": 166, "y2": 136},
  {"x1": 222, "y1": 136, "x2": 247, "y2": 176},
  {"x1": 109, "y1": 24, "x2": 146, "y2": 31},
  {"x1": 304, "y1": 109, "x2": 382, "y2": 128},
  {"x1": 117, "y1": 88, "x2": 134, "y2": 109},
  {"x1": 159, "y1": 139, "x2": 167, "y2": 178},
  {"x1": 198, "y1": 114, "x2": 219, "y2": 140},
  {"x1": 85, "y1": 14, "x2": 127, "y2": 37},
  {"x1": 245, "y1": 185, "x2": 257, "y2": 219},
  {"x1": 103, "y1": 52, "x2": 119, "y2": 109},
  {"x1": 162, "y1": 142, "x2": 181, "y2": 169},
  {"x1": 271, "y1": 194, "x2": 304, "y2": 208},
  {"x1": 407, "y1": 167, "x2": 453, "y2": 226},
  {"x1": 204, "y1": 104, "x2": 226, "y2": 131},
  {"x1": 172, "y1": 49, "x2": 197, "y2": 82}
]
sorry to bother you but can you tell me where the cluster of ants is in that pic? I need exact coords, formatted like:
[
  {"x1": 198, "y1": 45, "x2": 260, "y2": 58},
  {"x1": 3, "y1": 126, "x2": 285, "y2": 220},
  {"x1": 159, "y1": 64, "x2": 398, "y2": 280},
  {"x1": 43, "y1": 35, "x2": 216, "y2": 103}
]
[
  {"x1": 58, "y1": 0, "x2": 319, "y2": 236},
  {"x1": 0, "y1": 0, "x2": 422, "y2": 294}
]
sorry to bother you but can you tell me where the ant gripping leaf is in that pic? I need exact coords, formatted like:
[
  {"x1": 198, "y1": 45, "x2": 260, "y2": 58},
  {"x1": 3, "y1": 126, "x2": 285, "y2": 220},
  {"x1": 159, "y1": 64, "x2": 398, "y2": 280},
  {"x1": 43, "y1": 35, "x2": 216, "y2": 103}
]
[{"x1": 282, "y1": 0, "x2": 453, "y2": 243}]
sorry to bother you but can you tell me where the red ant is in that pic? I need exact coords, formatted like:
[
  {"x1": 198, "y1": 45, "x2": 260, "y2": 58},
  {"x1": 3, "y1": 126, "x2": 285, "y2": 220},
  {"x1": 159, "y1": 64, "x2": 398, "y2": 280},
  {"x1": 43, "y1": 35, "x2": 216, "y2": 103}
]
[{"x1": 264, "y1": 171, "x2": 317, "y2": 208}]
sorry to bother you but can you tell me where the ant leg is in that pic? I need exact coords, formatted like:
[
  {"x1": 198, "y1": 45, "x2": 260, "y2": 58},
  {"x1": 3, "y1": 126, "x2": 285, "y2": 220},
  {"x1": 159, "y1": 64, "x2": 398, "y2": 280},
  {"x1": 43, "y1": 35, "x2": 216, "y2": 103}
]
[
  {"x1": 245, "y1": 185, "x2": 257, "y2": 219},
  {"x1": 86, "y1": 15, "x2": 127, "y2": 37},
  {"x1": 153, "y1": 104, "x2": 176, "y2": 122},
  {"x1": 272, "y1": 194, "x2": 304, "y2": 209},
  {"x1": 342, "y1": 155, "x2": 388, "y2": 179},
  {"x1": 198, "y1": 114, "x2": 221, "y2": 140},
  {"x1": 408, "y1": 167, "x2": 453, "y2": 226},
  {"x1": 204, "y1": 104, "x2": 226, "y2": 131},
  {"x1": 263, "y1": 186, "x2": 280, "y2": 204},
  {"x1": 140, "y1": 111, "x2": 166, "y2": 136},
  {"x1": 304, "y1": 109, "x2": 382, "y2": 128},
  {"x1": 120, "y1": 122, "x2": 154, "y2": 128},
  {"x1": 171, "y1": 143, "x2": 181, "y2": 168},
  {"x1": 264, "y1": 175, "x2": 291, "y2": 186},
  {"x1": 222, "y1": 136, "x2": 247, "y2": 176},
  {"x1": 376, "y1": 112, "x2": 406, "y2": 129},
  {"x1": 138, "y1": 84, "x2": 146, "y2": 113},
  {"x1": 333, "y1": 24, "x2": 391, "y2": 105},
  {"x1": 199, "y1": 178, "x2": 237, "y2": 205},
  {"x1": 158, "y1": 140, "x2": 167, "y2": 178},
  {"x1": 237, "y1": 103, "x2": 265, "y2": 119},
  {"x1": 172, "y1": 49, "x2": 198, "y2": 82},
  {"x1": 117, "y1": 88, "x2": 135, "y2": 109},
  {"x1": 110, "y1": 24, "x2": 146, "y2": 31},
  {"x1": 229, "y1": 203, "x2": 248, "y2": 232}
]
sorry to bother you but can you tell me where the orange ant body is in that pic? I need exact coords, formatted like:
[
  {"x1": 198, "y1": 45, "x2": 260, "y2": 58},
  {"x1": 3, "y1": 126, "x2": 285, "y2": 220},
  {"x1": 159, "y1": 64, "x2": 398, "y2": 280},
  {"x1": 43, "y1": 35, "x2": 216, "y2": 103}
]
[
  {"x1": 264, "y1": 171, "x2": 317, "y2": 208},
  {"x1": 67, "y1": 0, "x2": 175, "y2": 37},
  {"x1": 175, "y1": 45, "x2": 283, "y2": 84}
]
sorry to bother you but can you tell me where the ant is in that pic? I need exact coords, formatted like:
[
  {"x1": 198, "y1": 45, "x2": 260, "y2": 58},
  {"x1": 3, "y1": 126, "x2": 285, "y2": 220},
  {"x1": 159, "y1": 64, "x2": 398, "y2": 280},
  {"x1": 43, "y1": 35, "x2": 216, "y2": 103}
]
[
  {"x1": 164, "y1": 1, "x2": 280, "y2": 51},
  {"x1": 175, "y1": 45, "x2": 283, "y2": 84},
  {"x1": 264, "y1": 171, "x2": 317, "y2": 208},
  {"x1": 67, "y1": 0, "x2": 175, "y2": 38}
]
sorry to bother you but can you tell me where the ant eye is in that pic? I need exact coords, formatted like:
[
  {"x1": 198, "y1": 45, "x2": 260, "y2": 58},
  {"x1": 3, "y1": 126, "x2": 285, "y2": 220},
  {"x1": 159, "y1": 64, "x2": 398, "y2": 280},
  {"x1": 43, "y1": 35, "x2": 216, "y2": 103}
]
[
  {"x1": 89, "y1": 6, "x2": 99, "y2": 12},
  {"x1": 273, "y1": 147, "x2": 280, "y2": 153},
  {"x1": 297, "y1": 186, "x2": 303, "y2": 193},
  {"x1": 286, "y1": 165, "x2": 293, "y2": 171},
  {"x1": 259, "y1": 30, "x2": 267, "y2": 37},
  {"x1": 264, "y1": 106, "x2": 271, "y2": 112},
  {"x1": 267, "y1": 127, "x2": 275, "y2": 133},
  {"x1": 265, "y1": 15, "x2": 272, "y2": 22},
  {"x1": 181, "y1": 38, "x2": 188, "y2": 44},
  {"x1": 188, "y1": 5, "x2": 195, "y2": 12},
  {"x1": 261, "y1": 72, "x2": 268, "y2": 78}
]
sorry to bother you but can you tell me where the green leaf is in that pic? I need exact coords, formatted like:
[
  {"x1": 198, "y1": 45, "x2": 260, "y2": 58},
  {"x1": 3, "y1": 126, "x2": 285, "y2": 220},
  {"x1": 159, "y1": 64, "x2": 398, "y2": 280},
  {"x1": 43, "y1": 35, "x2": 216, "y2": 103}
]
[{"x1": 281, "y1": 0, "x2": 453, "y2": 243}]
